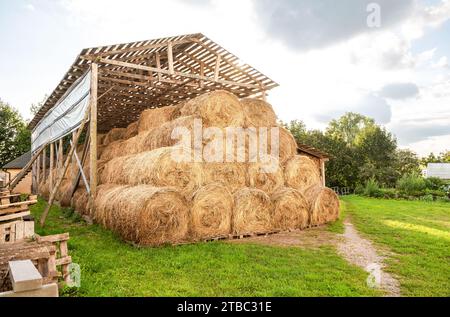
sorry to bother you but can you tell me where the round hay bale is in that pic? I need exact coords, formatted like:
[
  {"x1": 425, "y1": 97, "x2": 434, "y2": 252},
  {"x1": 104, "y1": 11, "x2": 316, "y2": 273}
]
[
  {"x1": 278, "y1": 127, "x2": 298, "y2": 165},
  {"x1": 94, "y1": 184, "x2": 189, "y2": 246},
  {"x1": 180, "y1": 90, "x2": 245, "y2": 127},
  {"x1": 124, "y1": 121, "x2": 138, "y2": 139},
  {"x1": 241, "y1": 98, "x2": 277, "y2": 127},
  {"x1": 98, "y1": 133, "x2": 106, "y2": 145},
  {"x1": 232, "y1": 187, "x2": 273, "y2": 234},
  {"x1": 138, "y1": 106, "x2": 178, "y2": 133},
  {"x1": 190, "y1": 183, "x2": 233, "y2": 239},
  {"x1": 271, "y1": 187, "x2": 309, "y2": 230},
  {"x1": 304, "y1": 185, "x2": 340, "y2": 226},
  {"x1": 100, "y1": 147, "x2": 204, "y2": 198},
  {"x1": 71, "y1": 187, "x2": 89, "y2": 215},
  {"x1": 103, "y1": 128, "x2": 126, "y2": 146},
  {"x1": 247, "y1": 157, "x2": 284, "y2": 193},
  {"x1": 284, "y1": 155, "x2": 321, "y2": 192},
  {"x1": 203, "y1": 163, "x2": 247, "y2": 193},
  {"x1": 39, "y1": 180, "x2": 49, "y2": 199},
  {"x1": 57, "y1": 180, "x2": 73, "y2": 207}
]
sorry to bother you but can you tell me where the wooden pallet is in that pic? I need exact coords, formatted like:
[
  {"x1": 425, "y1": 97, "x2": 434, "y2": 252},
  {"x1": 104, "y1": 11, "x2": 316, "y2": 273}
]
[{"x1": 0, "y1": 220, "x2": 34, "y2": 244}]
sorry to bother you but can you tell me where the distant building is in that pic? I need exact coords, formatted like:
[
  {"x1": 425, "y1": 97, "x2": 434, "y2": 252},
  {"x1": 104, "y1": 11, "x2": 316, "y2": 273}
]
[
  {"x1": 426, "y1": 163, "x2": 450, "y2": 180},
  {"x1": 1, "y1": 151, "x2": 32, "y2": 194}
]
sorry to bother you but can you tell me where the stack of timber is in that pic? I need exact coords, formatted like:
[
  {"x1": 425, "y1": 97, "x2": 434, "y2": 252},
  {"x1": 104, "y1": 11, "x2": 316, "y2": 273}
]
[{"x1": 38, "y1": 90, "x2": 340, "y2": 246}]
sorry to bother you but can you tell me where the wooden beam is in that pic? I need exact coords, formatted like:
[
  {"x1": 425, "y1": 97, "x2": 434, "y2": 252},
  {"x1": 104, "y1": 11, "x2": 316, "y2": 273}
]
[
  {"x1": 58, "y1": 138, "x2": 63, "y2": 170},
  {"x1": 168, "y1": 43, "x2": 174, "y2": 75},
  {"x1": 42, "y1": 146, "x2": 46, "y2": 182},
  {"x1": 155, "y1": 52, "x2": 162, "y2": 81},
  {"x1": 200, "y1": 62, "x2": 204, "y2": 88},
  {"x1": 321, "y1": 159, "x2": 326, "y2": 187},
  {"x1": 98, "y1": 58, "x2": 262, "y2": 89},
  {"x1": 49, "y1": 143, "x2": 54, "y2": 191},
  {"x1": 214, "y1": 55, "x2": 221, "y2": 81},
  {"x1": 89, "y1": 63, "x2": 98, "y2": 212}
]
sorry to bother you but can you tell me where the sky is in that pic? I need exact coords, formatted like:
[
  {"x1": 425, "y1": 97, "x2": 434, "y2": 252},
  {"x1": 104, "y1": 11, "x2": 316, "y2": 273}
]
[{"x1": 0, "y1": 0, "x2": 449, "y2": 157}]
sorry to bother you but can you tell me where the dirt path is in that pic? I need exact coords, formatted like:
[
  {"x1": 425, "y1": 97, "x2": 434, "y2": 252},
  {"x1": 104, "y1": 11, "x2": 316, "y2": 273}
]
[
  {"x1": 230, "y1": 219, "x2": 401, "y2": 296},
  {"x1": 337, "y1": 219, "x2": 401, "y2": 297}
]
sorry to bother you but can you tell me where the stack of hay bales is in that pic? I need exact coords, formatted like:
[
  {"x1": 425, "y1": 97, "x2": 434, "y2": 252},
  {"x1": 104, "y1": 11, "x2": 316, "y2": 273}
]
[{"x1": 38, "y1": 90, "x2": 339, "y2": 246}]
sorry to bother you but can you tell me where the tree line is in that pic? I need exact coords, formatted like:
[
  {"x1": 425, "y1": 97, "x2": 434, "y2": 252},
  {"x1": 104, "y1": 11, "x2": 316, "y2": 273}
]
[{"x1": 284, "y1": 112, "x2": 450, "y2": 189}]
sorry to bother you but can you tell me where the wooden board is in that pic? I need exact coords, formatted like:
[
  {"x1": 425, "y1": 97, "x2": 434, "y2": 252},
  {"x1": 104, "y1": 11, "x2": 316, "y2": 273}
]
[{"x1": 8, "y1": 260, "x2": 43, "y2": 292}]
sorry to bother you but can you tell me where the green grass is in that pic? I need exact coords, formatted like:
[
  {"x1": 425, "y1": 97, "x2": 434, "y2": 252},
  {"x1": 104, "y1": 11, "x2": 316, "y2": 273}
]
[
  {"x1": 30, "y1": 199, "x2": 379, "y2": 297},
  {"x1": 342, "y1": 195, "x2": 450, "y2": 297}
]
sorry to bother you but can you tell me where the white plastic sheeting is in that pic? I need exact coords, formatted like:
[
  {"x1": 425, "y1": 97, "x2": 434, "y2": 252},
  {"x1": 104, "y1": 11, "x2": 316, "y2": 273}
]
[{"x1": 31, "y1": 71, "x2": 91, "y2": 153}]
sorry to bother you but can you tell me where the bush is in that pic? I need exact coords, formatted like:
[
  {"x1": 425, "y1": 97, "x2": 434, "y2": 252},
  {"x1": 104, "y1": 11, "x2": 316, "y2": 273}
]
[
  {"x1": 363, "y1": 178, "x2": 383, "y2": 198},
  {"x1": 397, "y1": 174, "x2": 426, "y2": 195},
  {"x1": 354, "y1": 184, "x2": 365, "y2": 195},
  {"x1": 436, "y1": 196, "x2": 450, "y2": 203},
  {"x1": 424, "y1": 177, "x2": 445, "y2": 190},
  {"x1": 419, "y1": 194, "x2": 434, "y2": 202},
  {"x1": 379, "y1": 188, "x2": 398, "y2": 199}
]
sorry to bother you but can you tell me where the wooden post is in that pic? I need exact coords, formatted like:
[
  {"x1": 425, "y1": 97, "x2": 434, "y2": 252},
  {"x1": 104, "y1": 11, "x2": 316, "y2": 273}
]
[
  {"x1": 72, "y1": 131, "x2": 77, "y2": 179},
  {"x1": 58, "y1": 138, "x2": 63, "y2": 170},
  {"x1": 36, "y1": 154, "x2": 40, "y2": 190},
  {"x1": 167, "y1": 43, "x2": 174, "y2": 75},
  {"x1": 200, "y1": 62, "x2": 204, "y2": 88},
  {"x1": 89, "y1": 63, "x2": 98, "y2": 210},
  {"x1": 42, "y1": 146, "x2": 46, "y2": 182},
  {"x1": 214, "y1": 55, "x2": 221, "y2": 81},
  {"x1": 49, "y1": 143, "x2": 54, "y2": 191},
  {"x1": 155, "y1": 52, "x2": 162, "y2": 81}
]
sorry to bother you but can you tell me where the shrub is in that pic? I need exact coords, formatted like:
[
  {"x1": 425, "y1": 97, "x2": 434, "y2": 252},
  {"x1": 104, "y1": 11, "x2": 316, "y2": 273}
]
[
  {"x1": 436, "y1": 196, "x2": 450, "y2": 203},
  {"x1": 424, "y1": 177, "x2": 445, "y2": 190},
  {"x1": 397, "y1": 174, "x2": 426, "y2": 195},
  {"x1": 364, "y1": 178, "x2": 383, "y2": 198},
  {"x1": 419, "y1": 194, "x2": 434, "y2": 202},
  {"x1": 380, "y1": 188, "x2": 398, "y2": 199},
  {"x1": 354, "y1": 184, "x2": 364, "y2": 195}
]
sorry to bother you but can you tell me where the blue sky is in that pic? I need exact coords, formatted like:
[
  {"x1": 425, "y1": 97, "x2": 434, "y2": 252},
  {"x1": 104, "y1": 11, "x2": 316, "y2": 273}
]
[{"x1": 0, "y1": 0, "x2": 449, "y2": 156}]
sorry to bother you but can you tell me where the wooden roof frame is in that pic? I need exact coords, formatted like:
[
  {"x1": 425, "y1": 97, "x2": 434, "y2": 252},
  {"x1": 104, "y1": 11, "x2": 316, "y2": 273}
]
[{"x1": 29, "y1": 33, "x2": 279, "y2": 132}]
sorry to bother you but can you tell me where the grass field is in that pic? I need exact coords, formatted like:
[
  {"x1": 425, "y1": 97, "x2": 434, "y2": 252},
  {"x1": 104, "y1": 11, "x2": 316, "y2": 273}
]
[
  {"x1": 30, "y1": 196, "x2": 449, "y2": 297},
  {"x1": 341, "y1": 196, "x2": 450, "y2": 297}
]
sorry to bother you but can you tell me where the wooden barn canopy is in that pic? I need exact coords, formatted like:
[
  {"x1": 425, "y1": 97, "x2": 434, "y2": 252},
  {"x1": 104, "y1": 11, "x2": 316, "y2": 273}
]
[{"x1": 29, "y1": 33, "x2": 278, "y2": 133}]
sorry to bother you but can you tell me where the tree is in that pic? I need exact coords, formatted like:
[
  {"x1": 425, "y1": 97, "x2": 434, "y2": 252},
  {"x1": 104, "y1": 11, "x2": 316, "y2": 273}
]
[
  {"x1": 395, "y1": 149, "x2": 421, "y2": 176},
  {"x1": 326, "y1": 112, "x2": 376, "y2": 146},
  {"x1": 29, "y1": 94, "x2": 48, "y2": 117},
  {"x1": 0, "y1": 99, "x2": 31, "y2": 167}
]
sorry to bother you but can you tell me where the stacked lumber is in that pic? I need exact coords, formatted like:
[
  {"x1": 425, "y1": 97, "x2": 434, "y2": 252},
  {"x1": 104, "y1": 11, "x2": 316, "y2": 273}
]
[{"x1": 39, "y1": 90, "x2": 340, "y2": 246}]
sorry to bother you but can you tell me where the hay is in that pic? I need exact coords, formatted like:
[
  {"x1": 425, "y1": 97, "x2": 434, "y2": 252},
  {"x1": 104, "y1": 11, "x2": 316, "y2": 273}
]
[
  {"x1": 241, "y1": 98, "x2": 277, "y2": 127},
  {"x1": 103, "y1": 128, "x2": 126, "y2": 146},
  {"x1": 304, "y1": 185, "x2": 340, "y2": 226},
  {"x1": 124, "y1": 121, "x2": 138, "y2": 139},
  {"x1": 56, "y1": 180, "x2": 73, "y2": 207},
  {"x1": 71, "y1": 187, "x2": 89, "y2": 215},
  {"x1": 190, "y1": 183, "x2": 233, "y2": 239},
  {"x1": 247, "y1": 158, "x2": 284, "y2": 193},
  {"x1": 203, "y1": 163, "x2": 247, "y2": 193},
  {"x1": 100, "y1": 147, "x2": 204, "y2": 198},
  {"x1": 278, "y1": 127, "x2": 298, "y2": 165},
  {"x1": 271, "y1": 187, "x2": 309, "y2": 230},
  {"x1": 94, "y1": 184, "x2": 189, "y2": 246},
  {"x1": 284, "y1": 155, "x2": 322, "y2": 192},
  {"x1": 180, "y1": 90, "x2": 245, "y2": 127},
  {"x1": 137, "y1": 106, "x2": 178, "y2": 133},
  {"x1": 232, "y1": 187, "x2": 273, "y2": 234}
]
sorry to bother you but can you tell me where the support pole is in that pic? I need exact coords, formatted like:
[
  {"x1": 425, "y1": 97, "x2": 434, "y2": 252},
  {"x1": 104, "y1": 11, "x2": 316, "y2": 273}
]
[
  {"x1": 58, "y1": 138, "x2": 63, "y2": 170},
  {"x1": 321, "y1": 159, "x2": 326, "y2": 187},
  {"x1": 49, "y1": 143, "x2": 54, "y2": 191},
  {"x1": 36, "y1": 153, "x2": 40, "y2": 190},
  {"x1": 168, "y1": 43, "x2": 174, "y2": 75},
  {"x1": 42, "y1": 146, "x2": 46, "y2": 182},
  {"x1": 89, "y1": 63, "x2": 98, "y2": 211}
]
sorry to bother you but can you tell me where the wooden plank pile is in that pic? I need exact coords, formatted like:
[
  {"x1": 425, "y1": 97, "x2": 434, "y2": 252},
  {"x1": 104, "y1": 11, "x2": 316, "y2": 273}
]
[{"x1": 0, "y1": 191, "x2": 37, "y2": 244}]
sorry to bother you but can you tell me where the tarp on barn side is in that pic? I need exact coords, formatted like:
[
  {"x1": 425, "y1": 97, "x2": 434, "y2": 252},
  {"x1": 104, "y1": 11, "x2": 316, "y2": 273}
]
[
  {"x1": 426, "y1": 163, "x2": 450, "y2": 180},
  {"x1": 31, "y1": 70, "x2": 91, "y2": 153}
]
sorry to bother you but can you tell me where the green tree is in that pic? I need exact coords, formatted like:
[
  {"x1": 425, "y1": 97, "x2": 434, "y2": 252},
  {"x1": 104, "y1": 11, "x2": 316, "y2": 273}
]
[
  {"x1": 30, "y1": 94, "x2": 48, "y2": 117},
  {"x1": 326, "y1": 112, "x2": 376, "y2": 146},
  {"x1": 395, "y1": 149, "x2": 421, "y2": 176},
  {"x1": 0, "y1": 99, "x2": 31, "y2": 167}
]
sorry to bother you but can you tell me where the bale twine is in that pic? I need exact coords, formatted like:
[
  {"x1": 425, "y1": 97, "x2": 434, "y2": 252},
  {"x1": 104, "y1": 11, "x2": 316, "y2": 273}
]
[
  {"x1": 100, "y1": 147, "x2": 204, "y2": 198},
  {"x1": 271, "y1": 187, "x2": 309, "y2": 230},
  {"x1": 190, "y1": 183, "x2": 233, "y2": 239},
  {"x1": 124, "y1": 121, "x2": 138, "y2": 139},
  {"x1": 284, "y1": 155, "x2": 322, "y2": 192},
  {"x1": 138, "y1": 106, "x2": 178, "y2": 133},
  {"x1": 304, "y1": 185, "x2": 340, "y2": 226},
  {"x1": 94, "y1": 184, "x2": 189, "y2": 246},
  {"x1": 247, "y1": 157, "x2": 284, "y2": 193},
  {"x1": 203, "y1": 163, "x2": 247, "y2": 193},
  {"x1": 180, "y1": 90, "x2": 245, "y2": 127},
  {"x1": 232, "y1": 187, "x2": 273, "y2": 234},
  {"x1": 241, "y1": 98, "x2": 277, "y2": 127},
  {"x1": 103, "y1": 128, "x2": 126, "y2": 146}
]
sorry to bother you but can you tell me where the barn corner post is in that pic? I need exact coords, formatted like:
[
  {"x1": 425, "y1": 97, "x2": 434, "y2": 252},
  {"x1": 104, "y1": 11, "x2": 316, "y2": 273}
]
[{"x1": 89, "y1": 62, "x2": 98, "y2": 213}]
